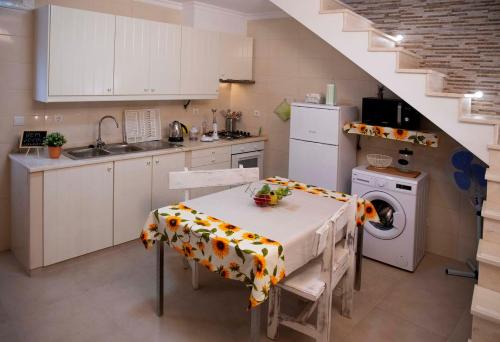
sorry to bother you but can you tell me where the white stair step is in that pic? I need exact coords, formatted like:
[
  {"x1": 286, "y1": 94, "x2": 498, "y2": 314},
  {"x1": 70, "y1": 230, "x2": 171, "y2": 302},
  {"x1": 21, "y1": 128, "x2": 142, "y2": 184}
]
[
  {"x1": 396, "y1": 68, "x2": 447, "y2": 78},
  {"x1": 478, "y1": 240, "x2": 500, "y2": 293},
  {"x1": 486, "y1": 169, "x2": 500, "y2": 204},
  {"x1": 397, "y1": 52, "x2": 421, "y2": 69},
  {"x1": 396, "y1": 69, "x2": 446, "y2": 93},
  {"x1": 320, "y1": 8, "x2": 374, "y2": 31},
  {"x1": 368, "y1": 47, "x2": 422, "y2": 59},
  {"x1": 471, "y1": 285, "x2": 500, "y2": 341},
  {"x1": 471, "y1": 285, "x2": 500, "y2": 324},
  {"x1": 490, "y1": 144, "x2": 500, "y2": 169},
  {"x1": 426, "y1": 91, "x2": 466, "y2": 98},
  {"x1": 459, "y1": 115, "x2": 500, "y2": 125},
  {"x1": 483, "y1": 201, "x2": 500, "y2": 222},
  {"x1": 369, "y1": 30, "x2": 396, "y2": 49},
  {"x1": 320, "y1": 0, "x2": 355, "y2": 11},
  {"x1": 484, "y1": 218, "x2": 500, "y2": 244},
  {"x1": 472, "y1": 315, "x2": 500, "y2": 342},
  {"x1": 486, "y1": 169, "x2": 500, "y2": 183},
  {"x1": 478, "y1": 239, "x2": 500, "y2": 268}
]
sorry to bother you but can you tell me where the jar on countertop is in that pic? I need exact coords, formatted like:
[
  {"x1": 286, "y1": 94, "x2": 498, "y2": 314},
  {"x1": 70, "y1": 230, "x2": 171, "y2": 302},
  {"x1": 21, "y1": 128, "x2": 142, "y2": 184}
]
[{"x1": 397, "y1": 148, "x2": 413, "y2": 172}]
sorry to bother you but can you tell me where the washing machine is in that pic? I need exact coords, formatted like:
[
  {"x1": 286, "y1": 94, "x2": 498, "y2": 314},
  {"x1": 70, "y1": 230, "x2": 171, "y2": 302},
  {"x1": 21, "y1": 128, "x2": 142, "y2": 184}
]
[{"x1": 352, "y1": 165, "x2": 429, "y2": 271}]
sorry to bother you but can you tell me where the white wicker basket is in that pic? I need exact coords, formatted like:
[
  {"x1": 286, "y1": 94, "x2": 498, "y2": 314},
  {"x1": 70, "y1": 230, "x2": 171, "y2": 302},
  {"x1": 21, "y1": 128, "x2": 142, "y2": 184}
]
[{"x1": 367, "y1": 154, "x2": 392, "y2": 168}]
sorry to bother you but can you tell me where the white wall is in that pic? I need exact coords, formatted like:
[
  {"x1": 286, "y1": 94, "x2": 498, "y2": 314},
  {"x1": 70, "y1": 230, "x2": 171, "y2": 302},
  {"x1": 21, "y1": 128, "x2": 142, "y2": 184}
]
[{"x1": 182, "y1": 1, "x2": 247, "y2": 34}]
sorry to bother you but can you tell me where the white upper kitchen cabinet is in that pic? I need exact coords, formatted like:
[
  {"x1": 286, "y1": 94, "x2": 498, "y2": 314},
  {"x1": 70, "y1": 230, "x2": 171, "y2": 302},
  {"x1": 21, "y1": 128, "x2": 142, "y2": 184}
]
[
  {"x1": 35, "y1": 5, "x2": 115, "y2": 101},
  {"x1": 43, "y1": 163, "x2": 114, "y2": 266},
  {"x1": 114, "y1": 17, "x2": 181, "y2": 95},
  {"x1": 114, "y1": 157, "x2": 153, "y2": 245},
  {"x1": 219, "y1": 33, "x2": 253, "y2": 81},
  {"x1": 181, "y1": 26, "x2": 221, "y2": 96},
  {"x1": 149, "y1": 21, "x2": 182, "y2": 94}
]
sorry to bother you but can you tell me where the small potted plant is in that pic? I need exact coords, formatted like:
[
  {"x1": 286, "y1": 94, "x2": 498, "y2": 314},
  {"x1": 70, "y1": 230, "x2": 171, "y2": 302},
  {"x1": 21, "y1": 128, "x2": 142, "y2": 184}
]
[{"x1": 44, "y1": 132, "x2": 67, "y2": 159}]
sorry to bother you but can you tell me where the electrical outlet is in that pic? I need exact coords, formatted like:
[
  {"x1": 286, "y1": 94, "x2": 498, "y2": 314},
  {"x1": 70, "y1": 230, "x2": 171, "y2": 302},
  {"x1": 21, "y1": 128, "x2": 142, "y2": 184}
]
[
  {"x1": 13, "y1": 115, "x2": 25, "y2": 126},
  {"x1": 193, "y1": 108, "x2": 199, "y2": 115},
  {"x1": 253, "y1": 110, "x2": 261, "y2": 117},
  {"x1": 54, "y1": 114, "x2": 63, "y2": 123}
]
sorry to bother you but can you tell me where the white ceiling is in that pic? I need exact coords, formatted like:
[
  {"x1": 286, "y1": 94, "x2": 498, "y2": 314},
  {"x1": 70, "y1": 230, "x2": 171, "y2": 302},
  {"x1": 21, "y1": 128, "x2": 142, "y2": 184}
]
[{"x1": 169, "y1": 0, "x2": 280, "y2": 14}]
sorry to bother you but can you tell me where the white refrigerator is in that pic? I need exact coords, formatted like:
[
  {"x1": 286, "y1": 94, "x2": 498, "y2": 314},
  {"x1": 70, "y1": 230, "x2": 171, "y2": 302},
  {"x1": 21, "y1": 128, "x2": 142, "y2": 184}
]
[{"x1": 289, "y1": 103, "x2": 358, "y2": 193}]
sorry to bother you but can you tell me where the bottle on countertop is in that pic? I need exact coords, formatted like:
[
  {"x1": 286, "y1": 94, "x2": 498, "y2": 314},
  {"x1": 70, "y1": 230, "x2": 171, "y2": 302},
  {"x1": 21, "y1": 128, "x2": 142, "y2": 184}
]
[{"x1": 211, "y1": 108, "x2": 219, "y2": 140}]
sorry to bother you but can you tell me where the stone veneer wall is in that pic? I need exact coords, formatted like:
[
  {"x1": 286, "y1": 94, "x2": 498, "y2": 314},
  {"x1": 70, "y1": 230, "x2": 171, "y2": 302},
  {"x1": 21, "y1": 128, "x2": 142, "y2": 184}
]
[{"x1": 343, "y1": 0, "x2": 500, "y2": 116}]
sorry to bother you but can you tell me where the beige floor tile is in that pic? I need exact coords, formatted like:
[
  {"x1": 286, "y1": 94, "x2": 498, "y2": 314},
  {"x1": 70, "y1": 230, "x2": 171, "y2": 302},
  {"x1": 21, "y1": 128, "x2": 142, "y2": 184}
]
[
  {"x1": 376, "y1": 254, "x2": 474, "y2": 338},
  {"x1": 345, "y1": 308, "x2": 445, "y2": 342},
  {"x1": 0, "y1": 243, "x2": 472, "y2": 342},
  {"x1": 447, "y1": 309, "x2": 472, "y2": 342}
]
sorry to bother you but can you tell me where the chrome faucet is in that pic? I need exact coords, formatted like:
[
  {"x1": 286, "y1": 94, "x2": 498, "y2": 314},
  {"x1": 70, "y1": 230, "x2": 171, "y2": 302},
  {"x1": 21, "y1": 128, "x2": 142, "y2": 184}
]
[{"x1": 96, "y1": 115, "x2": 119, "y2": 149}]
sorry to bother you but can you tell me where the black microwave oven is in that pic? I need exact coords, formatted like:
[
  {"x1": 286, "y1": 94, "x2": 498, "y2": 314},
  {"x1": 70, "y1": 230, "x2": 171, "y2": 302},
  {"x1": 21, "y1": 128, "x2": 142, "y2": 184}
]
[{"x1": 362, "y1": 98, "x2": 420, "y2": 130}]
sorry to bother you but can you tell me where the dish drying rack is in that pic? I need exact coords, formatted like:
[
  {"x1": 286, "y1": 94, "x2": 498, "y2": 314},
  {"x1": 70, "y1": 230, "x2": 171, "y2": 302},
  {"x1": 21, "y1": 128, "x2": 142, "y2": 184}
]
[{"x1": 124, "y1": 109, "x2": 162, "y2": 144}]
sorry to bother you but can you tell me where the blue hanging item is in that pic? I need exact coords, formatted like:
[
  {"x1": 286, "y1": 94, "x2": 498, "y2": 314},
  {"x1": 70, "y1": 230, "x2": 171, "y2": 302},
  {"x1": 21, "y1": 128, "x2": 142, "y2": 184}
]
[
  {"x1": 451, "y1": 149, "x2": 486, "y2": 192},
  {"x1": 446, "y1": 149, "x2": 486, "y2": 279}
]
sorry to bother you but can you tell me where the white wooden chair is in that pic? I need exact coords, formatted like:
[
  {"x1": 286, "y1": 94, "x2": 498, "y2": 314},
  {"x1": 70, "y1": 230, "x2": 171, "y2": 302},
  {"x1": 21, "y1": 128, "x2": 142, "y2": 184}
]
[
  {"x1": 168, "y1": 166, "x2": 260, "y2": 289},
  {"x1": 266, "y1": 195, "x2": 358, "y2": 342}
]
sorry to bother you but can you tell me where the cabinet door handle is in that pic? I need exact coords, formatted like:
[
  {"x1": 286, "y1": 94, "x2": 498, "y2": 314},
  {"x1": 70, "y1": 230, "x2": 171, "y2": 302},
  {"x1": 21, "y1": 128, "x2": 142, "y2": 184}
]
[
  {"x1": 107, "y1": 88, "x2": 112, "y2": 92},
  {"x1": 151, "y1": 89, "x2": 155, "y2": 92},
  {"x1": 146, "y1": 161, "x2": 151, "y2": 166},
  {"x1": 144, "y1": 89, "x2": 149, "y2": 92},
  {"x1": 155, "y1": 159, "x2": 159, "y2": 164},
  {"x1": 107, "y1": 167, "x2": 112, "y2": 172}
]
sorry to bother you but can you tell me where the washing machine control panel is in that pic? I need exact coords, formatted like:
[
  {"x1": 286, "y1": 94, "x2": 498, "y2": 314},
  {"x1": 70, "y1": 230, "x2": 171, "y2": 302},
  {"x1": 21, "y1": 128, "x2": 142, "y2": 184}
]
[{"x1": 352, "y1": 172, "x2": 417, "y2": 195}]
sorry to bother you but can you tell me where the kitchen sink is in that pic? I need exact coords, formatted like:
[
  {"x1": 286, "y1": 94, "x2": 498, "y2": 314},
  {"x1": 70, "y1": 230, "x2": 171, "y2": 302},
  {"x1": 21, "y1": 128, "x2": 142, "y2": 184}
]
[
  {"x1": 63, "y1": 141, "x2": 182, "y2": 160},
  {"x1": 104, "y1": 144, "x2": 144, "y2": 154},
  {"x1": 136, "y1": 140, "x2": 182, "y2": 151},
  {"x1": 64, "y1": 147, "x2": 112, "y2": 159}
]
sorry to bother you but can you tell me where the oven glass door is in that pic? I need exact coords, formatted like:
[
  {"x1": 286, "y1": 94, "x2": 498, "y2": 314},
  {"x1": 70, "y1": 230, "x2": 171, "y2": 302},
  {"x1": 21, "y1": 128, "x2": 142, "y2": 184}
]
[{"x1": 231, "y1": 151, "x2": 264, "y2": 177}]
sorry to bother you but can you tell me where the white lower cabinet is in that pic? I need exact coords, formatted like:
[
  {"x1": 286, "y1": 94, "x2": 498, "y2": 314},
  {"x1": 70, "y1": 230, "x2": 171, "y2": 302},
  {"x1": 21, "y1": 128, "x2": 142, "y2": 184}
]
[
  {"x1": 43, "y1": 163, "x2": 114, "y2": 266},
  {"x1": 114, "y1": 157, "x2": 153, "y2": 245},
  {"x1": 152, "y1": 153, "x2": 186, "y2": 209},
  {"x1": 189, "y1": 146, "x2": 231, "y2": 199}
]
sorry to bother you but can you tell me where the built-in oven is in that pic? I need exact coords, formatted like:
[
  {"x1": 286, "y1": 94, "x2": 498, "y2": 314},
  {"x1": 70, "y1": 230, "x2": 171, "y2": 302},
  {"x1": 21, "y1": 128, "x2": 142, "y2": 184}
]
[{"x1": 231, "y1": 141, "x2": 264, "y2": 177}]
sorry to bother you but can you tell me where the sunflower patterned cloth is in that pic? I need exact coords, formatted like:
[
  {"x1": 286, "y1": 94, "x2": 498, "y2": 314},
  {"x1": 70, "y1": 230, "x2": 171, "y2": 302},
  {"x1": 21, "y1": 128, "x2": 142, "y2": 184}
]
[
  {"x1": 265, "y1": 177, "x2": 380, "y2": 226},
  {"x1": 140, "y1": 203, "x2": 286, "y2": 308},
  {"x1": 343, "y1": 122, "x2": 439, "y2": 148}
]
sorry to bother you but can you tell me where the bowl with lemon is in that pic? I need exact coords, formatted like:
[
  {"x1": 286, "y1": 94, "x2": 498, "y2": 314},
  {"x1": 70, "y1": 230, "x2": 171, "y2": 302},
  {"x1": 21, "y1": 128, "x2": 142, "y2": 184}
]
[{"x1": 253, "y1": 184, "x2": 291, "y2": 207}]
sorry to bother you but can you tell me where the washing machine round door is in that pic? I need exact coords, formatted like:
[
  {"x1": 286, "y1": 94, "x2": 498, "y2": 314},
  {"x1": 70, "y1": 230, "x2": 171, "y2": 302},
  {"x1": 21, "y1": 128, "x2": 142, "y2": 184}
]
[{"x1": 362, "y1": 191, "x2": 406, "y2": 240}]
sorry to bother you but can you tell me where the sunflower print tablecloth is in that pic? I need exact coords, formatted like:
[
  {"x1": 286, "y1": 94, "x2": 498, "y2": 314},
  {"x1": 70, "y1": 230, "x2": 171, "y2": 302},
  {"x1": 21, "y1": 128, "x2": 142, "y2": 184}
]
[
  {"x1": 140, "y1": 203, "x2": 286, "y2": 308},
  {"x1": 265, "y1": 177, "x2": 380, "y2": 226},
  {"x1": 343, "y1": 122, "x2": 439, "y2": 148}
]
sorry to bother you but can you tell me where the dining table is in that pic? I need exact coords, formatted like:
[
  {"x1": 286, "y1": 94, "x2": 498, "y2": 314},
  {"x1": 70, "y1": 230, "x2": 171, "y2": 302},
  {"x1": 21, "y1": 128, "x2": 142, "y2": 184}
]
[{"x1": 140, "y1": 177, "x2": 379, "y2": 341}]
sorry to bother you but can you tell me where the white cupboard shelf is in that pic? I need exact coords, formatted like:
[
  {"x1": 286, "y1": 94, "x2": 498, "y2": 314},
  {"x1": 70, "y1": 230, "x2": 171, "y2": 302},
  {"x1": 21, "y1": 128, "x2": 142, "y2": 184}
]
[
  {"x1": 35, "y1": 5, "x2": 254, "y2": 102},
  {"x1": 114, "y1": 17, "x2": 181, "y2": 96},
  {"x1": 219, "y1": 32, "x2": 253, "y2": 82},
  {"x1": 35, "y1": 6, "x2": 115, "y2": 101},
  {"x1": 181, "y1": 26, "x2": 221, "y2": 96}
]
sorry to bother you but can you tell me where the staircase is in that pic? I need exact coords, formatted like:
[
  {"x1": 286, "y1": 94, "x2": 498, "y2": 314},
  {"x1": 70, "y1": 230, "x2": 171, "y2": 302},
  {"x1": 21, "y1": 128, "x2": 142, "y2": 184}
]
[
  {"x1": 269, "y1": 0, "x2": 499, "y2": 163},
  {"x1": 268, "y1": 0, "x2": 500, "y2": 340}
]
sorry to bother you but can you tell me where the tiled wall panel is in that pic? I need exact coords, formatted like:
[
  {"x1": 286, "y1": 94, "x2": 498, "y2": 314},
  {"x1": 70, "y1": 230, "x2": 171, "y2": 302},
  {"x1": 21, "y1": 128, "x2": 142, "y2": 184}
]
[{"x1": 343, "y1": 0, "x2": 500, "y2": 115}]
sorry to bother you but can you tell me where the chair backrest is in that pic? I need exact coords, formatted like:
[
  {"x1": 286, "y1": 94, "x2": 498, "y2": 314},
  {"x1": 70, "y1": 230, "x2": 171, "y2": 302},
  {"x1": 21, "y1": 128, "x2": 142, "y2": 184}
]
[
  {"x1": 169, "y1": 166, "x2": 259, "y2": 201},
  {"x1": 313, "y1": 197, "x2": 352, "y2": 258},
  {"x1": 315, "y1": 195, "x2": 357, "y2": 282}
]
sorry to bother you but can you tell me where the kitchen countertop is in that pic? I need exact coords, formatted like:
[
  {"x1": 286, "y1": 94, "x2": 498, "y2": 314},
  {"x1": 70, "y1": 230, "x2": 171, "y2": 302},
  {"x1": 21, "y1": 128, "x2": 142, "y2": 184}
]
[{"x1": 9, "y1": 136, "x2": 267, "y2": 173}]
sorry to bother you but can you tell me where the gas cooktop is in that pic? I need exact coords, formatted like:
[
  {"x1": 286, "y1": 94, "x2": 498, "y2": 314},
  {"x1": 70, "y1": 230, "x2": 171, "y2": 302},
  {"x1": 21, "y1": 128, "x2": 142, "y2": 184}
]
[{"x1": 206, "y1": 130, "x2": 253, "y2": 140}]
